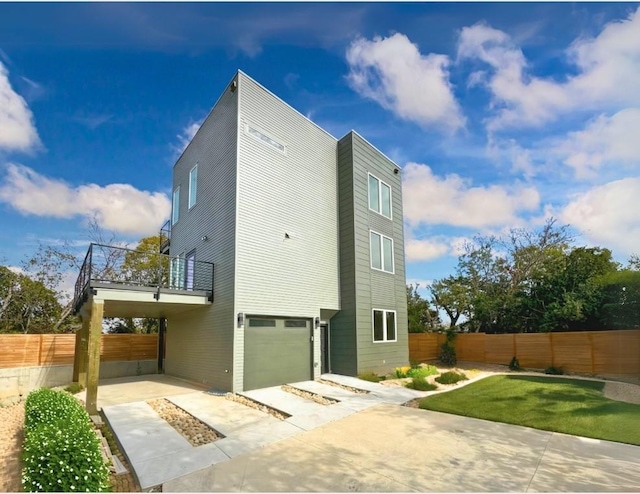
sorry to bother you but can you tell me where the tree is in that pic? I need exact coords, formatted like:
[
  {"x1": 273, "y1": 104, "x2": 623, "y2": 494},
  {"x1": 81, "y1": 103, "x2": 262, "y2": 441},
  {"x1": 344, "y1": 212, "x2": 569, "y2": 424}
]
[
  {"x1": 430, "y1": 276, "x2": 470, "y2": 329},
  {"x1": 407, "y1": 284, "x2": 441, "y2": 333},
  {"x1": 0, "y1": 266, "x2": 64, "y2": 334}
]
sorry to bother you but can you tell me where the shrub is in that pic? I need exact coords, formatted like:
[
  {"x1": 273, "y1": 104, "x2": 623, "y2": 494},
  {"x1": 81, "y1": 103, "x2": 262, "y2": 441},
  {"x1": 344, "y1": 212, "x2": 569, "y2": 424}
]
[
  {"x1": 406, "y1": 378, "x2": 438, "y2": 391},
  {"x1": 63, "y1": 382, "x2": 85, "y2": 395},
  {"x1": 358, "y1": 371, "x2": 383, "y2": 383},
  {"x1": 395, "y1": 366, "x2": 411, "y2": 378},
  {"x1": 509, "y1": 357, "x2": 522, "y2": 371},
  {"x1": 407, "y1": 365, "x2": 439, "y2": 379},
  {"x1": 545, "y1": 366, "x2": 564, "y2": 375},
  {"x1": 22, "y1": 389, "x2": 111, "y2": 493},
  {"x1": 435, "y1": 371, "x2": 468, "y2": 385},
  {"x1": 439, "y1": 342, "x2": 457, "y2": 366}
]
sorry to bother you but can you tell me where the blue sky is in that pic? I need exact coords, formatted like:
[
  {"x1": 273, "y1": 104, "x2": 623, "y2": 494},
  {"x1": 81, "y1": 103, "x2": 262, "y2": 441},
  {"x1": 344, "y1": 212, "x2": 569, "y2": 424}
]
[{"x1": 1, "y1": 2, "x2": 639, "y2": 298}]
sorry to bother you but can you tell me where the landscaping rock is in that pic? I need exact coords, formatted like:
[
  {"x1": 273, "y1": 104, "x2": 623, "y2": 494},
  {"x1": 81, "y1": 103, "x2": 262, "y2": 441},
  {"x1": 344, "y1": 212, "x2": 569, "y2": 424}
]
[
  {"x1": 0, "y1": 400, "x2": 24, "y2": 493},
  {"x1": 147, "y1": 398, "x2": 223, "y2": 446},
  {"x1": 281, "y1": 384, "x2": 338, "y2": 405}
]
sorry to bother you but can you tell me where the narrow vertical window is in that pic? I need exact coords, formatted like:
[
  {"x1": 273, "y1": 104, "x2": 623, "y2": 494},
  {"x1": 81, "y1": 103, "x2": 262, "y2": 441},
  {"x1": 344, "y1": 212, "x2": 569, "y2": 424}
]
[
  {"x1": 368, "y1": 174, "x2": 380, "y2": 212},
  {"x1": 383, "y1": 236, "x2": 394, "y2": 273},
  {"x1": 380, "y1": 182, "x2": 391, "y2": 218},
  {"x1": 370, "y1": 232, "x2": 382, "y2": 270},
  {"x1": 172, "y1": 187, "x2": 180, "y2": 225},
  {"x1": 188, "y1": 165, "x2": 198, "y2": 209}
]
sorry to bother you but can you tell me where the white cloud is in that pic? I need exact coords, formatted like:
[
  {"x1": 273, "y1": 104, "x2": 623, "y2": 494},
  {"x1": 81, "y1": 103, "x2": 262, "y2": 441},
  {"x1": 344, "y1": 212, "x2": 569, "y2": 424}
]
[
  {"x1": 406, "y1": 238, "x2": 449, "y2": 262},
  {"x1": 7, "y1": 266, "x2": 24, "y2": 275},
  {"x1": 0, "y1": 164, "x2": 171, "y2": 237},
  {"x1": 402, "y1": 162, "x2": 540, "y2": 229},
  {"x1": 458, "y1": 8, "x2": 640, "y2": 129},
  {"x1": 0, "y1": 62, "x2": 41, "y2": 152},
  {"x1": 560, "y1": 177, "x2": 640, "y2": 256},
  {"x1": 346, "y1": 33, "x2": 465, "y2": 132},
  {"x1": 555, "y1": 108, "x2": 640, "y2": 179},
  {"x1": 174, "y1": 121, "x2": 203, "y2": 155}
]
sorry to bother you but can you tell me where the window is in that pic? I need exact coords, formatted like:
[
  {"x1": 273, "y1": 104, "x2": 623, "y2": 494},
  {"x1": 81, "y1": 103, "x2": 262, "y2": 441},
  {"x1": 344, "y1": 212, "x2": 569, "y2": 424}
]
[
  {"x1": 370, "y1": 231, "x2": 394, "y2": 273},
  {"x1": 188, "y1": 165, "x2": 198, "y2": 209},
  {"x1": 185, "y1": 250, "x2": 195, "y2": 290},
  {"x1": 284, "y1": 320, "x2": 308, "y2": 328},
  {"x1": 172, "y1": 187, "x2": 180, "y2": 225},
  {"x1": 245, "y1": 124, "x2": 286, "y2": 153},
  {"x1": 248, "y1": 319, "x2": 276, "y2": 327},
  {"x1": 368, "y1": 173, "x2": 392, "y2": 219},
  {"x1": 373, "y1": 309, "x2": 397, "y2": 342}
]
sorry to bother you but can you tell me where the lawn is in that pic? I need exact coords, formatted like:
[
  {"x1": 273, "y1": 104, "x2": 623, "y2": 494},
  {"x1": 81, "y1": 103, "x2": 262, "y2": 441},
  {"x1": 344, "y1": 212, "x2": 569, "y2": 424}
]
[{"x1": 419, "y1": 375, "x2": 640, "y2": 446}]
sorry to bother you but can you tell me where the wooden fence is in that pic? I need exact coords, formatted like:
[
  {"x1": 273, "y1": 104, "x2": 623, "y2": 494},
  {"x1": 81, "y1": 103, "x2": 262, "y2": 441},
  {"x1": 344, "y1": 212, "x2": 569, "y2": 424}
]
[
  {"x1": 409, "y1": 329, "x2": 640, "y2": 377},
  {"x1": 0, "y1": 334, "x2": 158, "y2": 369}
]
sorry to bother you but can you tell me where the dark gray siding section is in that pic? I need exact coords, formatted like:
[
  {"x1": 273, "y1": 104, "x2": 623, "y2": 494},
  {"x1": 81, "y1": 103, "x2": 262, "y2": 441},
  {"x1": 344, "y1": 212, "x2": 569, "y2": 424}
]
[
  {"x1": 165, "y1": 77, "x2": 238, "y2": 391},
  {"x1": 331, "y1": 134, "x2": 358, "y2": 376},
  {"x1": 350, "y1": 132, "x2": 409, "y2": 374}
]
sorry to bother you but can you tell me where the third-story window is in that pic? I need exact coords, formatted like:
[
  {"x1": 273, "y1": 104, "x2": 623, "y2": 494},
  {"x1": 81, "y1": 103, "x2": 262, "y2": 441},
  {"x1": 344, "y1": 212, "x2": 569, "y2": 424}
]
[
  {"x1": 172, "y1": 186, "x2": 180, "y2": 225},
  {"x1": 368, "y1": 173, "x2": 392, "y2": 219},
  {"x1": 373, "y1": 309, "x2": 397, "y2": 342},
  {"x1": 370, "y1": 231, "x2": 394, "y2": 273},
  {"x1": 188, "y1": 165, "x2": 198, "y2": 209}
]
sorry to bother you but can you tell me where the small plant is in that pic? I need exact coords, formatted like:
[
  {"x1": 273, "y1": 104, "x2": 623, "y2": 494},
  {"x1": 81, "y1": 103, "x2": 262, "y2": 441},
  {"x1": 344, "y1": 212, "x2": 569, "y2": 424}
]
[
  {"x1": 358, "y1": 371, "x2": 383, "y2": 383},
  {"x1": 509, "y1": 356, "x2": 522, "y2": 371},
  {"x1": 407, "y1": 365, "x2": 439, "y2": 379},
  {"x1": 395, "y1": 366, "x2": 411, "y2": 378},
  {"x1": 545, "y1": 365, "x2": 564, "y2": 375},
  {"x1": 435, "y1": 371, "x2": 468, "y2": 385},
  {"x1": 63, "y1": 382, "x2": 85, "y2": 394},
  {"x1": 22, "y1": 388, "x2": 111, "y2": 493},
  {"x1": 409, "y1": 358, "x2": 421, "y2": 369},
  {"x1": 405, "y1": 378, "x2": 438, "y2": 391}
]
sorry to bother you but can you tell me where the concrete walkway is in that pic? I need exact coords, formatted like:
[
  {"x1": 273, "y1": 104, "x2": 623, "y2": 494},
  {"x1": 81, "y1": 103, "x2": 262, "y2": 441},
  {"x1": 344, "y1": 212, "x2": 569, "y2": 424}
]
[
  {"x1": 102, "y1": 374, "x2": 428, "y2": 489},
  {"x1": 164, "y1": 403, "x2": 640, "y2": 492}
]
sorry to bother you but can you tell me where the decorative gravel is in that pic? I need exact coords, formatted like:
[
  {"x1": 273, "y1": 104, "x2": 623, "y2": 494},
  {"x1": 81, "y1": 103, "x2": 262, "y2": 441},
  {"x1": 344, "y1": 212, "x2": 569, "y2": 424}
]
[
  {"x1": 603, "y1": 381, "x2": 640, "y2": 405},
  {"x1": 281, "y1": 385, "x2": 338, "y2": 405},
  {"x1": 225, "y1": 393, "x2": 290, "y2": 420},
  {"x1": 0, "y1": 400, "x2": 24, "y2": 493},
  {"x1": 318, "y1": 378, "x2": 369, "y2": 394},
  {"x1": 147, "y1": 399, "x2": 223, "y2": 446}
]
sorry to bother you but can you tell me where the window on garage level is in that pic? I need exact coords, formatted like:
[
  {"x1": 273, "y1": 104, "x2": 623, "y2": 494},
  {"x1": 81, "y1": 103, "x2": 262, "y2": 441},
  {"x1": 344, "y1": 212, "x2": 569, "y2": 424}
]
[
  {"x1": 368, "y1": 173, "x2": 392, "y2": 219},
  {"x1": 284, "y1": 320, "x2": 308, "y2": 328},
  {"x1": 248, "y1": 319, "x2": 276, "y2": 327},
  {"x1": 373, "y1": 309, "x2": 397, "y2": 342},
  {"x1": 370, "y1": 231, "x2": 394, "y2": 273}
]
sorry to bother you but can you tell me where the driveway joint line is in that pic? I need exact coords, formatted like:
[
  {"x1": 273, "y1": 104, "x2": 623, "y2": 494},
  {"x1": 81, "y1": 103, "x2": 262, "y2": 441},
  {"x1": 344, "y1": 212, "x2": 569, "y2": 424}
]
[{"x1": 525, "y1": 430, "x2": 554, "y2": 492}]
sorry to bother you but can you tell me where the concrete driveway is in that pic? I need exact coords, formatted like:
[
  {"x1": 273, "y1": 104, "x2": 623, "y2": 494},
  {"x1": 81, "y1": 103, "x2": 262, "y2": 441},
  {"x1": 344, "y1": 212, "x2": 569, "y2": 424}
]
[{"x1": 164, "y1": 403, "x2": 640, "y2": 492}]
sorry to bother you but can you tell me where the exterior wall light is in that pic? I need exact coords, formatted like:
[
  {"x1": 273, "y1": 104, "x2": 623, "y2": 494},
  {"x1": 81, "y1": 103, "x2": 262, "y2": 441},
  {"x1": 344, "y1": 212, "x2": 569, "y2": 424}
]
[{"x1": 237, "y1": 312, "x2": 244, "y2": 328}]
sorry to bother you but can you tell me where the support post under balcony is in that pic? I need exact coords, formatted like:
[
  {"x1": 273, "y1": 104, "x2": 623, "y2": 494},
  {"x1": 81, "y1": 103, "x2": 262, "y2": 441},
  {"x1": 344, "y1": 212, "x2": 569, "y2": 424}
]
[{"x1": 85, "y1": 299, "x2": 104, "y2": 415}]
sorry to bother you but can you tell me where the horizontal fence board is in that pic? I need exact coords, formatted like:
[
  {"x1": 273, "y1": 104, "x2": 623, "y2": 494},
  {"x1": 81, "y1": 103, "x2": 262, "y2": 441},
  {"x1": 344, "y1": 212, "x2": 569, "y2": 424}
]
[
  {"x1": 0, "y1": 334, "x2": 158, "y2": 368},
  {"x1": 409, "y1": 330, "x2": 640, "y2": 377}
]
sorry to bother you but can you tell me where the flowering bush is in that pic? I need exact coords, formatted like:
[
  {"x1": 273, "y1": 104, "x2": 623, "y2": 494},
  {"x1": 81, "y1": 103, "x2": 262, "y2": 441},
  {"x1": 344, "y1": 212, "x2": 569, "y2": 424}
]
[{"x1": 22, "y1": 388, "x2": 111, "y2": 493}]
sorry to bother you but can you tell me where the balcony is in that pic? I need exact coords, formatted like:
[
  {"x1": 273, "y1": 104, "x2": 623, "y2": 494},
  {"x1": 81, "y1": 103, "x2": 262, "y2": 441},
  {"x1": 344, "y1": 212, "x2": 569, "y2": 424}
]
[
  {"x1": 73, "y1": 243, "x2": 214, "y2": 318},
  {"x1": 160, "y1": 220, "x2": 171, "y2": 254}
]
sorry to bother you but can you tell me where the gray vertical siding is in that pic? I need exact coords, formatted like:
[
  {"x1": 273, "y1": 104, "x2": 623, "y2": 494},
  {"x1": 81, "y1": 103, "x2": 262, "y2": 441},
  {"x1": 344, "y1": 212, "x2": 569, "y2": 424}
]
[
  {"x1": 332, "y1": 134, "x2": 358, "y2": 376},
  {"x1": 165, "y1": 76, "x2": 238, "y2": 392},
  {"x1": 233, "y1": 72, "x2": 340, "y2": 388},
  {"x1": 342, "y1": 132, "x2": 409, "y2": 375}
]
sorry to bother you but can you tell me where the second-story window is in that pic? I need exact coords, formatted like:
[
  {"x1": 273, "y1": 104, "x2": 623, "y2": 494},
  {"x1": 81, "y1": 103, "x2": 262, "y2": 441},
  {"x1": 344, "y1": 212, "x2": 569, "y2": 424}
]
[
  {"x1": 172, "y1": 186, "x2": 180, "y2": 225},
  {"x1": 370, "y1": 230, "x2": 394, "y2": 273},
  {"x1": 189, "y1": 165, "x2": 198, "y2": 209},
  {"x1": 368, "y1": 173, "x2": 392, "y2": 219}
]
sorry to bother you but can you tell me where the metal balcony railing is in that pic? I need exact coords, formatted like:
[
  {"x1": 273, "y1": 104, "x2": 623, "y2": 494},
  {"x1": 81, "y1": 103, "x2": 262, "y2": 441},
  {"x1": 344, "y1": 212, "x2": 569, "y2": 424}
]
[
  {"x1": 73, "y1": 243, "x2": 214, "y2": 314},
  {"x1": 160, "y1": 220, "x2": 171, "y2": 254}
]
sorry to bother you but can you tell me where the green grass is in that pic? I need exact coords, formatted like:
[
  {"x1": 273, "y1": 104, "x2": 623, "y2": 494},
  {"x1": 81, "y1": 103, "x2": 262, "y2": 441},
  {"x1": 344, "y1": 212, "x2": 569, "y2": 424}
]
[
  {"x1": 358, "y1": 371, "x2": 383, "y2": 383},
  {"x1": 419, "y1": 375, "x2": 640, "y2": 446},
  {"x1": 435, "y1": 370, "x2": 468, "y2": 385},
  {"x1": 406, "y1": 378, "x2": 438, "y2": 391}
]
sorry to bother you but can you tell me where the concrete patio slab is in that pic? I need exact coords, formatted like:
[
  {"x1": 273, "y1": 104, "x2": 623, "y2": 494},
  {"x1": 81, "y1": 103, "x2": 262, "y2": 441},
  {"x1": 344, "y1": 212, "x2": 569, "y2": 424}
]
[
  {"x1": 240, "y1": 386, "x2": 326, "y2": 416},
  {"x1": 164, "y1": 402, "x2": 640, "y2": 492},
  {"x1": 321, "y1": 373, "x2": 427, "y2": 403},
  {"x1": 284, "y1": 402, "x2": 356, "y2": 431},
  {"x1": 213, "y1": 419, "x2": 302, "y2": 459},
  {"x1": 168, "y1": 392, "x2": 279, "y2": 436},
  {"x1": 288, "y1": 379, "x2": 369, "y2": 400}
]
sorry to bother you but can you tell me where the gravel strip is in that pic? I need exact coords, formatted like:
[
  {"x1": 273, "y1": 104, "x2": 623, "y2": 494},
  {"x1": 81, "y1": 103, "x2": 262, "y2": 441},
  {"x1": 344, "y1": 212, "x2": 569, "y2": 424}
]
[
  {"x1": 147, "y1": 398, "x2": 223, "y2": 446},
  {"x1": 317, "y1": 378, "x2": 369, "y2": 394},
  {"x1": 603, "y1": 381, "x2": 640, "y2": 405},
  {"x1": 225, "y1": 393, "x2": 291, "y2": 420},
  {"x1": 0, "y1": 401, "x2": 24, "y2": 493},
  {"x1": 281, "y1": 385, "x2": 338, "y2": 405}
]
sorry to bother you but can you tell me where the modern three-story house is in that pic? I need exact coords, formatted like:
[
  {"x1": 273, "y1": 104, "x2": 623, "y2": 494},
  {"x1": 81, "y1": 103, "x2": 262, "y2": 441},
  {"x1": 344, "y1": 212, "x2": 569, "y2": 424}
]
[{"x1": 162, "y1": 70, "x2": 408, "y2": 392}]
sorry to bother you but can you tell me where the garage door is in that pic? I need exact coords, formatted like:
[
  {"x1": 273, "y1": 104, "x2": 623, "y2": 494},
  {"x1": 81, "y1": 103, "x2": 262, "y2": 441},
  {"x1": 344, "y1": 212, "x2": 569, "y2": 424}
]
[{"x1": 244, "y1": 317, "x2": 312, "y2": 391}]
